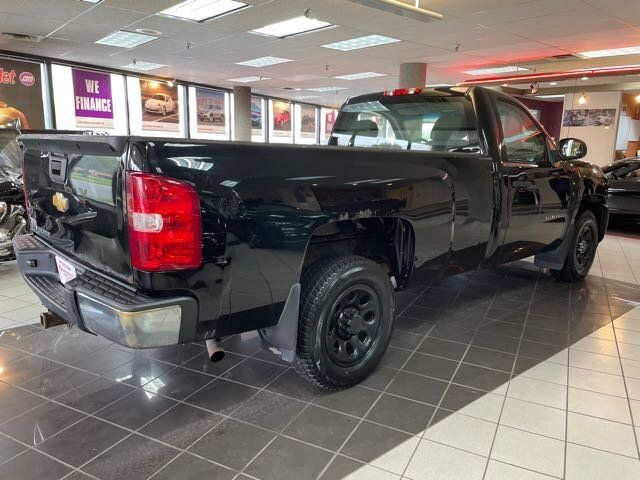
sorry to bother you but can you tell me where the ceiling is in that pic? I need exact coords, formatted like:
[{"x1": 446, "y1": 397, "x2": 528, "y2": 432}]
[{"x1": 2, "y1": 0, "x2": 640, "y2": 106}]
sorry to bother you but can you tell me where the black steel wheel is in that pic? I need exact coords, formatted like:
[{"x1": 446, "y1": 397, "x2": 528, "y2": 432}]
[
  {"x1": 551, "y1": 210, "x2": 598, "y2": 282},
  {"x1": 295, "y1": 255, "x2": 394, "y2": 390},
  {"x1": 325, "y1": 285, "x2": 382, "y2": 368}
]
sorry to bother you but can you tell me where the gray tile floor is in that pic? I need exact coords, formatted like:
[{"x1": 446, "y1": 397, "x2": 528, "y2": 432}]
[{"x1": 0, "y1": 225, "x2": 639, "y2": 480}]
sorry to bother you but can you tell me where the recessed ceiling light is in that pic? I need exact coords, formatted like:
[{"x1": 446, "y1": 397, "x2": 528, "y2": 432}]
[
  {"x1": 160, "y1": 0, "x2": 248, "y2": 22},
  {"x1": 581, "y1": 76, "x2": 589, "y2": 80},
  {"x1": 135, "y1": 28, "x2": 162, "y2": 36},
  {"x1": 236, "y1": 56, "x2": 293, "y2": 67},
  {"x1": 535, "y1": 94, "x2": 565, "y2": 99},
  {"x1": 227, "y1": 76, "x2": 270, "y2": 83},
  {"x1": 502, "y1": 83, "x2": 508, "y2": 87},
  {"x1": 307, "y1": 86, "x2": 348, "y2": 92},
  {"x1": 251, "y1": 16, "x2": 334, "y2": 38},
  {"x1": 121, "y1": 61, "x2": 167, "y2": 71},
  {"x1": 464, "y1": 66, "x2": 529, "y2": 75},
  {"x1": 579, "y1": 46, "x2": 640, "y2": 58},
  {"x1": 550, "y1": 82, "x2": 557, "y2": 85},
  {"x1": 334, "y1": 72, "x2": 386, "y2": 80},
  {"x1": 96, "y1": 30, "x2": 157, "y2": 48},
  {"x1": 322, "y1": 34, "x2": 400, "y2": 51}
]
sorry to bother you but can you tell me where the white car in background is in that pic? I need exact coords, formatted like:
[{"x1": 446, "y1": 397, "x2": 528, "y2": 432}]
[{"x1": 144, "y1": 94, "x2": 176, "y2": 116}]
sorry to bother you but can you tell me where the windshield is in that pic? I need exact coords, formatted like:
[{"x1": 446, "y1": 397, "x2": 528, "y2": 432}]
[
  {"x1": 151, "y1": 94, "x2": 166, "y2": 100},
  {"x1": 331, "y1": 94, "x2": 480, "y2": 152}
]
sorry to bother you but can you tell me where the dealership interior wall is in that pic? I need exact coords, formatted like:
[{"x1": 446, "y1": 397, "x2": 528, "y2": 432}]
[
  {"x1": 2, "y1": 1, "x2": 640, "y2": 480},
  {"x1": 0, "y1": 54, "x2": 338, "y2": 144}
]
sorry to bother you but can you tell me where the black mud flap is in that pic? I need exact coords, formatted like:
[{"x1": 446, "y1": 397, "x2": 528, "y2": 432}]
[
  {"x1": 534, "y1": 225, "x2": 575, "y2": 271},
  {"x1": 259, "y1": 283, "x2": 300, "y2": 362}
]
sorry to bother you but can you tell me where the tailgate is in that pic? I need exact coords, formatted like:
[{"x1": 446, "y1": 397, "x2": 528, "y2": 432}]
[{"x1": 20, "y1": 134, "x2": 132, "y2": 281}]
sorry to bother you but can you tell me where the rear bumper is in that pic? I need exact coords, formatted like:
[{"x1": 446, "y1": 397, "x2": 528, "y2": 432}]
[{"x1": 13, "y1": 234, "x2": 198, "y2": 348}]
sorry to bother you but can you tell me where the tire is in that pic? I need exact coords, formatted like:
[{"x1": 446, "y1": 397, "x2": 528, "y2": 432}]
[
  {"x1": 551, "y1": 210, "x2": 598, "y2": 282},
  {"x1": 295, "y1": 255, "x2": 394, "y2": 390},
  {"x1": 162, "y1": 106, "x2": 167, "y2": 116}
]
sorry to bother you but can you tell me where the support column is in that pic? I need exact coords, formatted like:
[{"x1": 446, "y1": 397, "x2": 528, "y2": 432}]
[
  {"x1": 399, "y1": 63, "x2": 427, "y2": 89},
  {"x1": 233, "y1": 85, "x2": 251, "y2": 141}
]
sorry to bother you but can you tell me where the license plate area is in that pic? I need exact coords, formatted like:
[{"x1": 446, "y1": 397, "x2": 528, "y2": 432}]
[{"x1": 55, "y1": 255, "x2": 77, "y2": 284}]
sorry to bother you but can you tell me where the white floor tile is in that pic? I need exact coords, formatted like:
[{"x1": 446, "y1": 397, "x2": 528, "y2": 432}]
[
  {"x1": 565, "y1": 443, "x2": 640, "y2": 480},
  {"x1": 508, "y1": 376, "x2": 567, "y2": 410},
  {"x1": 500, "y1": 397, "x2": 566, "y2": 440},
  {"x1": 404, "y1": 440, "x2": 486, "y2": 480},
  {"x1": 484, "y1": 460, "x2": 556, "y2": 480},
  {"x1": 568, "y1": 366, "x2": 627, "y2": 397},
  {"x1": 567, "y1": 412, "x2": 638, "y2": 458},
  {"x1": 617, "y1": 329, "x2": 640, "y2": 346},
  {"x1": 570, "y1": 337, "x2": 619, "y2": 357},
  {"x1": 568, "y1": 387, "x2": 633, "y2": 424},
  {"x1": 519, "y1": 361, "x2": 568, "y2": 385},
  {"x1": 569, "y1": 349, "x2": 623, "y2": 375},
  {"x1": 619, "y1": 343, "x2": 640, "y2": 362},
  {"x1": 621, "y1": 358, "x2": 640, "y2": 380},
  {"x1": 491, "y1": 425, "x2": 565, "y2": 478},
  {"x1": 423, "y1": 412, "x2": 497, "y2": 457}
]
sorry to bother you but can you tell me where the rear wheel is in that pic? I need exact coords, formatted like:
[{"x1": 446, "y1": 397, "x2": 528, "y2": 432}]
[
  {"x1": 551, "y1": 210, "x2": 598, "y2": 282},
  {"x1": 295, "y1": 255, "x2": 394, "y2": 390}
]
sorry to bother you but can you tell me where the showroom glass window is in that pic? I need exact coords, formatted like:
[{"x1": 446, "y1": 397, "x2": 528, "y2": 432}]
[
  {"x1": 497, "y1": 100, "x2": 547, "y2": 164},
  {"x1": 330, "y1": 95, "x2": 480, "y2": 152}
]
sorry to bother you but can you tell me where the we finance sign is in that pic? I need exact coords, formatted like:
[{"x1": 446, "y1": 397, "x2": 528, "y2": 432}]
[{"x1": 72, "y1": 68, "x2": 113, "y2": 128}]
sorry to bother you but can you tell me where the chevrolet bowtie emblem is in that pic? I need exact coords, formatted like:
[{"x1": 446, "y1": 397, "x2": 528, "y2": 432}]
[{"x1": 53, "y1": 192, "x2": 69, "y2": 213}]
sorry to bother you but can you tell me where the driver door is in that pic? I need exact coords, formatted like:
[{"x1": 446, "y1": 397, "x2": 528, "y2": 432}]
[{"x1": 496, "y1": 99, "x2": 573, "y2": 263}]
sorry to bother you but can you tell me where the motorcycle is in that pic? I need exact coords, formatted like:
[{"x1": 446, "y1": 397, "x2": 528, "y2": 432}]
[{"x1": 0, "y1": 127, "x2": 27, "y2": 261}]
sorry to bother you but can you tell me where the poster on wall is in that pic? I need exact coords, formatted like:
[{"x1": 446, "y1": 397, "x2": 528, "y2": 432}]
[
  {"x1": 140, "y1": 79, "x2": 179, "y2": 132},
  {"x1": 72, "y1": 68, "x2": 113, "y2": 129},
  {"x1": 272, "y1": 100, "x2": 291, "y2": 136},
  {"x1": 195, "y1": 88, "x2": 226, "y2": 134},
  {"x1": 325, "y1": 109, "x2": 337, "y2": 135},
  {"x1": 0, "y1": 59, "x2": 45, "y2": 129},
  {"x1": 299, "y1": 105, "x2": 316, "y2": 138},
  {"x1": 563, "y1": 108, "x2": 616, "y2": 127},
  {"x1": 251, "y1": 96, "x2": 263, "y2": 134}
]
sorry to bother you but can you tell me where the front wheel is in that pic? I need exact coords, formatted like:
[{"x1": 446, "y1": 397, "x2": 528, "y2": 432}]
[
  {"x1": 551, "y1": 210, "x2": 598, "y2": 282},
  {"x1": 295, "y1": 255, "x2": 394, "y2": 390}
]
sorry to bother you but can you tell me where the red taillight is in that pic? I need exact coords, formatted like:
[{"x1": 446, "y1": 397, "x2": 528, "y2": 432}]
[
  {"x1": 384, "y1": 87, "x2": 423, "y2": 96},
  {"x1": 126, "y1": 172, "x2": 202, "y2": 272}
]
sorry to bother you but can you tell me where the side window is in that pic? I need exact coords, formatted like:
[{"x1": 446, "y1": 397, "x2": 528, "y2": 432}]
[{"x1": 497, "y1": 100, "x2": 547, "y2": 164}]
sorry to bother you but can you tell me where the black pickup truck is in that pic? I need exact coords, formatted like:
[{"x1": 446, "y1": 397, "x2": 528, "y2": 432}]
[{"x1": 15, "y1": 86, "x2": 608, "y2": 390}]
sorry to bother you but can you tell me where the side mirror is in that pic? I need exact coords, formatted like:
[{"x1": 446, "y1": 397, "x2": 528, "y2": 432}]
[{"x1": 558, "y1": 138, "x2": 587, "y2": 160}]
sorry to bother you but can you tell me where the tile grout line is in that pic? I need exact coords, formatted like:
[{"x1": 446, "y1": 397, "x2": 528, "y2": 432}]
[
  {"x1": 399, "y1": 273, "x2": 509, "y2": 479},
  {"x1": 481, "y1": 269, "x2": 541, "y2": 480},
  {"x1": 312, "y1": 278, "x2": 444, "y2": 480}
]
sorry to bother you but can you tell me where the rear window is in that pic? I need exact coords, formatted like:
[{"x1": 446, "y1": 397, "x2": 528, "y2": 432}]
[
  {"x1": 68, "y1": 155, "x2": 119, "y2": 206},
  {"x1": 331, "y1": 95, "x2": 480, "y2": 153}
]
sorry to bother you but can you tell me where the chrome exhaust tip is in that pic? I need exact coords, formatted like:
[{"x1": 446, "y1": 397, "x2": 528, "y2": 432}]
[
  {"x1": 205, "y1": 338, "x2": 225, "y2": 362},
  {"x1": 40, "y1": 311, "x2": 68, "y2": 329}
]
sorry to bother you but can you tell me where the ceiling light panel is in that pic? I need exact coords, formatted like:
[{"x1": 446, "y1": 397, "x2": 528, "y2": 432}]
[
  {"x1": 228, "y1": 76, "x2": 270, "y2": 82},
  {"x1": 307, "y1": 86, "x2": 348, "y2": 92},
  {"x1": 334, "y1": 72, "x2": 386, "y2": 80},
  {"x1": 95, "y1": 30, "x2": 157, "y2": 48},
  {"x1": 236, "y1": 56, "x2": 293, "y2": 67},
  {"x1": 464, "y1": 66, "x2": 529, "y2": 75},
  {"x1": 160, "y1": 0, "x2": 248, "y2": 22},
  {"x1": 293, "y1": 95, "x2": 319, "y2": 100},
  {"x1": 579, "y1": 46, "x2": 640, "y2": 58},
  {"x1": 121, "y1": 61, "x2": 167, "y2": 71},
  {"x1": 251, "y1": 16, "x2": 334, "y2": 38},
  {"x1": 322, "y1": 34, "x2": 401, "y2": 51}
]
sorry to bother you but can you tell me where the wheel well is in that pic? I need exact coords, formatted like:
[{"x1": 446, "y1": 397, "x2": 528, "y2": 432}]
[
  {"x1": 577, "y1": 197, "x2": 607, "y2": 241},
  {"x1": 302, "y1": 218, "x2": 415, "y2": 289}
]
